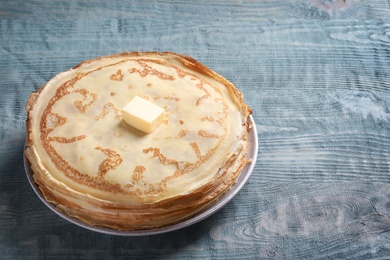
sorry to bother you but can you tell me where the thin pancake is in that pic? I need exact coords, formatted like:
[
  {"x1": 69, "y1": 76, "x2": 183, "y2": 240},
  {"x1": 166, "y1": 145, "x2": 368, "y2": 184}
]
[{"x1": 25, "y1": 52, "x2": 252, "y2": 230}]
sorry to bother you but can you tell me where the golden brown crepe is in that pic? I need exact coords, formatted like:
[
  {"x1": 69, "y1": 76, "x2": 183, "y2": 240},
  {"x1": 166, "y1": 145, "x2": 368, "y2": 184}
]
[{"x1": 25, "y1": 52, "x2": 252, "y2": 230}]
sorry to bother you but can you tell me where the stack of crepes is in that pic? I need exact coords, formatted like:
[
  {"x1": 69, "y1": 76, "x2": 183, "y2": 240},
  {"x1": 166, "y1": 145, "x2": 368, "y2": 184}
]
[{"x1": 25, "y1": 52, "x2": 252, "y2": 230}]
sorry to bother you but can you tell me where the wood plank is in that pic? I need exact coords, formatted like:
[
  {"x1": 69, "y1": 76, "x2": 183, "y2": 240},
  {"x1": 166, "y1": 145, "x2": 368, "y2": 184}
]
[{"x1": 1, "y1": 0, "x2": 390, "y2": 258}]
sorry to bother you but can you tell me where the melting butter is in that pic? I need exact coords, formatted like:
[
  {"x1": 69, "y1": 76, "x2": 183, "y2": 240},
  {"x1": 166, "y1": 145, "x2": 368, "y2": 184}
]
[{"x1": 122, "y1": 96, "x2": 165, "y2": 133}]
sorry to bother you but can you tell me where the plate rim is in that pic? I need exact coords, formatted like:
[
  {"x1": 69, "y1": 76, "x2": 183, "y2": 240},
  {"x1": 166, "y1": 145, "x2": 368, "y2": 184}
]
[{"x1": 24, "y1": 115, "x2": 258, "y2": 236}]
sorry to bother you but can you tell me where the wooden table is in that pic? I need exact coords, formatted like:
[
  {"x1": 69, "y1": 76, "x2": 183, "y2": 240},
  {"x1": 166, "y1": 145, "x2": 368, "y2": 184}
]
[{"x1": 1, "y1": 0, "x2": 390, "y2": 258}]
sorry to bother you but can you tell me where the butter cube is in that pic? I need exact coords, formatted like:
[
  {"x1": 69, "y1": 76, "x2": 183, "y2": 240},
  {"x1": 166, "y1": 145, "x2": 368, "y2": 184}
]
[{"x1": 122, "y1": 96, "x2": 165, "y2": 133}]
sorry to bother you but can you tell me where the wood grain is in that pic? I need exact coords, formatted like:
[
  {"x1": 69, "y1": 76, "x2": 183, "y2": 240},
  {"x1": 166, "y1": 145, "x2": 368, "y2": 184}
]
[{"x1": 1, "y1": 0, "x2": 390, "y2": 259}]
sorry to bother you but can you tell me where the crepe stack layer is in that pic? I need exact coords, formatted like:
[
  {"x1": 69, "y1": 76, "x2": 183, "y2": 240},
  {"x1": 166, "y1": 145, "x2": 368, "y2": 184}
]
[{"x1": 25, "y1": 52, "x2": 252, "y2": 230}]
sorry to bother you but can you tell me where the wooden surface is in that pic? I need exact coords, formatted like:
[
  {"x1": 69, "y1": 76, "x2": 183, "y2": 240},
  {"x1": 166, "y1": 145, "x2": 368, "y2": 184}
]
[{"x1": 1, "y1": 0, "x2": 390, "y2": 259}]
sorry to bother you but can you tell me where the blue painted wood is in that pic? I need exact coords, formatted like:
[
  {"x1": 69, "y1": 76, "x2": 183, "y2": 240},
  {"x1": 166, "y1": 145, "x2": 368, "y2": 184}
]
[{"x1": 1, "y1": 0, "x2": 390, "y2": 258}]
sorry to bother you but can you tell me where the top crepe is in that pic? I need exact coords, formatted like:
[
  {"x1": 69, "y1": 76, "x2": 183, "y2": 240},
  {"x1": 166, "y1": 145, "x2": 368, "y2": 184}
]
[{"x1": 25, "y1": 52, "x2": 252, "y2": 230}]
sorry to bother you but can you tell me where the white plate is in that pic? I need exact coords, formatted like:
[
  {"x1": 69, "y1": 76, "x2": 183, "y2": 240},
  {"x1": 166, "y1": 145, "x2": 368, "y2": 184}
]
[{"x1": 24, "y1": 115, "x2": 258, "y2": 236}]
